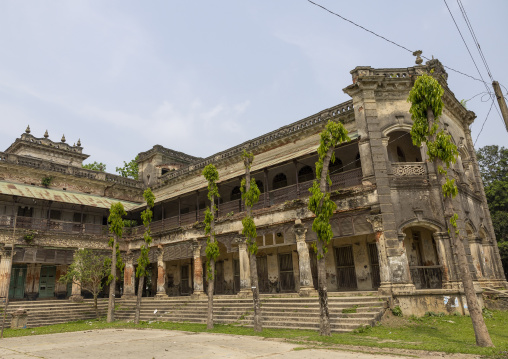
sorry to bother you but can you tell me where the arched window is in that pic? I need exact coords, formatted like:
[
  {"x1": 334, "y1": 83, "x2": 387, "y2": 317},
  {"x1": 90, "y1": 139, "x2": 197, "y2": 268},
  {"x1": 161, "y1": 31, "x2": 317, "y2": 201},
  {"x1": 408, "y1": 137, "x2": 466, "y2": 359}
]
[
  {"x1": 355, "y1": 153, "x2": 361, "y2": 168},
  {"x1": 272, "y1": 173, "x2": 287, "y2": 190},
  {"x1": 397, "y1": 146, "x2": 406, "y2": 162},
  {"x1": 329, "y1": 158, "x2": 343, "y2": 174},
  {"x1": 298, "y1": 166, "x2": 314, "y2": 182},
  {"x1": 231, "y1": 186, "x2": 241, "y2": 201},
  {"x1": 256, "y1": 180, "x2": 264, "y2": 193}
]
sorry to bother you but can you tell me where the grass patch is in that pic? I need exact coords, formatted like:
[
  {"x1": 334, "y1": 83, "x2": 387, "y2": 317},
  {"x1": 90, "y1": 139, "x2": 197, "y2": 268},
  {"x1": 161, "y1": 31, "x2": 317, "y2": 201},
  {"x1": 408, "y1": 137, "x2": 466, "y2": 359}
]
[{"x1": 3, "y1": 310, "x2": 508, "y2": 357}]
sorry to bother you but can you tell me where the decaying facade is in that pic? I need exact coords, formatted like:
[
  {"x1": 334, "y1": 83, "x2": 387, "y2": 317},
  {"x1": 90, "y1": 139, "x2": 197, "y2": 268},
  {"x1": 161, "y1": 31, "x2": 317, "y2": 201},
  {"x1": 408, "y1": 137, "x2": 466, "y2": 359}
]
[{"x1": 0, "y1": 59, "x2": 506, "y2": 316}]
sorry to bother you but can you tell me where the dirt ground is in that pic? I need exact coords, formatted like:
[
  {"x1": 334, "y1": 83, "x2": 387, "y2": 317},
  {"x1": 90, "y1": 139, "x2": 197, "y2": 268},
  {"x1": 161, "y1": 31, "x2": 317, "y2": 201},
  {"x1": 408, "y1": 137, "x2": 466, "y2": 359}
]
[{"x1": 0, "y1": 329, "x2": 482, "y2": 359}]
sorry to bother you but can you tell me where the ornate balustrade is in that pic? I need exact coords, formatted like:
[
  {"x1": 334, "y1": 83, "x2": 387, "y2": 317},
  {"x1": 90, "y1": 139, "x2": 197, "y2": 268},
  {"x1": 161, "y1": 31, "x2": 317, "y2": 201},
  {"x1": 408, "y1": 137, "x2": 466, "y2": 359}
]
[
  {"x1": 0, "y1": 151, "x2": 143, "y2": 189},
  {"x1": 391, "y1": 162, "x2": 427, "y2": 177}
]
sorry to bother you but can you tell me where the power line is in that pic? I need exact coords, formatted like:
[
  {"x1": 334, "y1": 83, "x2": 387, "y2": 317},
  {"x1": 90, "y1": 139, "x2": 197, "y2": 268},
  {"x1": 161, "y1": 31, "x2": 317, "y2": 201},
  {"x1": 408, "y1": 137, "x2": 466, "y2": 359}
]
[
  {"x1": 306, "y1": 0, "x2": 488, "y2": 85},
  {"x1": 474, "y1": 99, "x2": 495, "y2": 146},
  {"x1": 456, "y1": 0, "x2": 494, "y2": 82},
  {"x1": 443, "y1": 0, "x2": 506, "y2": 133}
]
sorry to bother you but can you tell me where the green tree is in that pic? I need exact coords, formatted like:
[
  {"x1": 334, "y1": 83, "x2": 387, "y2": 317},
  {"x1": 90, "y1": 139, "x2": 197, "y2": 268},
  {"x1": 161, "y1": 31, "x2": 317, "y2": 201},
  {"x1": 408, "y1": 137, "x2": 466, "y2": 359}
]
[
  {"x1": 59, "y1": 249, "x2": 110, "y2": 317},
  {"x1": 134, "y1": 188, "x2": 155, "y2": 324},
  {"x1": 106, "y1": 202, "x2": 126, "y2": 323},
  {"x1": 82, "y1": 161, "x2": 106, "y2": 172},
  {"x1": 202, "y1": 164, "x2": 220, "y2": 329},
  {"x1": 308, "y1": 120, "x2": 350, "y2": 336},
  {"x1": 477, "y1": 145, "x2": 508, "y2": 277},
  {"x1": 408, "y1": 73, "x2": 493, "y2": 347},
  {"x1": 240, "y1": 150, "x2": 262, "y2": 332},
  {"x1": 116, "y1": 156, "x2": 139, "y2": 180}
]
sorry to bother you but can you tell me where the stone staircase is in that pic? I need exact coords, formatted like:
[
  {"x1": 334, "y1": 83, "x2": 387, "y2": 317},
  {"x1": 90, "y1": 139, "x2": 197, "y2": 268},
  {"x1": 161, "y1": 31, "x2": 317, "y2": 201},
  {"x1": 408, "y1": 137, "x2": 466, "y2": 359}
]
[
  {"x1": 2, "y1": 299, "x2": 107, "y2": 328},
  {"x1": 115, "y1": 292, "x2": 388, "y2": 333},
  {"x1": 2, "y1": 292, "x2": 388, "y2": 333}
]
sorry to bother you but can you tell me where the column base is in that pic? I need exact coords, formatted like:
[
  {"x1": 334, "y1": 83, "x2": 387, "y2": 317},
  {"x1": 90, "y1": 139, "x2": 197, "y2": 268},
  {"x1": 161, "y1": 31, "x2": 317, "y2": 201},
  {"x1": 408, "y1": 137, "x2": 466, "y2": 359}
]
[
  {"x1": 69, "y1": 295, "x2": 83, "y2": 302},
  {"x1": 121, "y1": 294, "x2": 137, "y2": 300},
  {"x1": 377, "y1": 282, "x2": 416, "y2": 296},
  {"x1": 236, "y1": 289, "x2": 253, "y2": 298},
  {"x1": 154, "y1": 292, "x2": 168, "y2": 300},
  {"x1": 191, "y1": 292, "x2": 207, "y2": 299},
  {"x1": 298, "y1": 286, "x2": 318, "y2": 297}
]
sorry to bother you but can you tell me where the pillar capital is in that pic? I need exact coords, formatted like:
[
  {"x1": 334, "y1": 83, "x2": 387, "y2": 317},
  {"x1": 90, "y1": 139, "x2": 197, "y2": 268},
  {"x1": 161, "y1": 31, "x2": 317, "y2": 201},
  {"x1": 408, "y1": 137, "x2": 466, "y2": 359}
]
[
  {"x1": 293, "y1": 220, "x2": 307, "y2": 242},
  {"x1": 366, "y1": 214, "x2": 383, "y2": 232}
]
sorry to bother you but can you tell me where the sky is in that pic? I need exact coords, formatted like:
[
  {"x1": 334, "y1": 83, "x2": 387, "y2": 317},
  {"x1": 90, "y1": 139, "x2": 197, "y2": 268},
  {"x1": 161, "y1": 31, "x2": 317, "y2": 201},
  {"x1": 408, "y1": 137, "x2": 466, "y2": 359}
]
[{"x1": 1, "y1": 1, "x2": 507, "y2": 173}]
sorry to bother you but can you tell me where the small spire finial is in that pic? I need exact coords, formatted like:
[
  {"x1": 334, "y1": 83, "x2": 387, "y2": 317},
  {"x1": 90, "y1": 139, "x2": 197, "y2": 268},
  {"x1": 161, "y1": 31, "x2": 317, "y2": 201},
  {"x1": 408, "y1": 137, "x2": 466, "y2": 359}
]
[
  {"x1": 25, "y1": 125, "x2": 31, "y2": 134},
  {"x1": 61, "y1": 134, "x2": 66, "y2": 143},
  {"x1": 413, "y1": 50, "x2": 423, "y2": 65},
  {"x1": 44, "y1": 130, "x2": 49, "y2": 138},
  {"x1": 77, "y1": 138, "x2": 81, "y2": 147}
]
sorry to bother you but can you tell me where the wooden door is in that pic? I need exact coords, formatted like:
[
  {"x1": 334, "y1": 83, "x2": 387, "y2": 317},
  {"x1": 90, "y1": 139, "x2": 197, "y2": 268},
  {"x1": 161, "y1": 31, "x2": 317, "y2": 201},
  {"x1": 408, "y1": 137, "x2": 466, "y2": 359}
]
[
  {"x1": 39, "y1": 266, "x2": 56, "y2": 298},
  {"x1": 233, "y1": 259, "x2": 240, "y2": 293},
  {"x1": 257, "y1": 256, "x2": 270, "y2": 293},
  {"x1": 214, "y1": 261, "x2": 225, "y2": 294},
  {"x1": 310, "y1": 251, "x2": 318, "y2": 290},
  {"x1": 180, "y1": 265, "x2": 190, "y2": 295},
  {"x1": 367, "y1": 243, "x2": 381, "y2": 289},
  {"x1": 278, "y1": 253, "x2": 295, "y2": 292},
  {"x1": 9, "y1": 266, "x2": 26, "y2": 299},
  {"x1": 335, "y1": 246, "x2": 357, "y2": 290}
]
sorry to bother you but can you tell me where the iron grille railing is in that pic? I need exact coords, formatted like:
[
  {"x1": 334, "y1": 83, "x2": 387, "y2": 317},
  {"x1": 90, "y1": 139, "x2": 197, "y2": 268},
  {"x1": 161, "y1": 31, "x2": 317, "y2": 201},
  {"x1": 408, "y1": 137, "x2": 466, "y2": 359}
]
[{"x1": 410, "y1": 266, "x2": 443, "y2": 289}]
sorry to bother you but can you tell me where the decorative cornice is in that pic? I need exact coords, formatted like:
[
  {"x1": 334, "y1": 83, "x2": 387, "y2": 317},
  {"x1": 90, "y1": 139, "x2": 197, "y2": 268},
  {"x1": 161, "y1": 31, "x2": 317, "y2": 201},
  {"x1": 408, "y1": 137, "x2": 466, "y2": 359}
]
[{"x1": 153, "y1": 100, "x2": 355, "y2": 189}]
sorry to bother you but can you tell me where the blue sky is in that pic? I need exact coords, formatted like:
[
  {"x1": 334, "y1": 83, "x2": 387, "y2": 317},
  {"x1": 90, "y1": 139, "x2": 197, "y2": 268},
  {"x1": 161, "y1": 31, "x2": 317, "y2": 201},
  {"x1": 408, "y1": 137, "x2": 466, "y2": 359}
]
[{"x1": 1, "y1": 1, "x2": 506, "y2": 173}]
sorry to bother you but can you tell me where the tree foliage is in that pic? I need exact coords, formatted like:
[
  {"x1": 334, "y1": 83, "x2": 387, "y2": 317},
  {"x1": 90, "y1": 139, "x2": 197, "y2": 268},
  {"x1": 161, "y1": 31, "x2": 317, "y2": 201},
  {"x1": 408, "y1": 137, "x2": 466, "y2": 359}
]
[
  {"x1": 202, "y1": 164, "x2": 220, "y2": 280},
  {"x1": 107, "y1": 202, "x2": 126, "y2": 283},
  {"x1": 408, "y1": 74, "x2": 459, "y2": 233},
  {"x1": 477, "y1": 145, "x2": 508, "y2": 277},
  {"x1": 116, "y1": 156, "x2": 139, "y2": 180},
  {"x1": 82, "y1": 161, "x2": 106, "y2": 172},
  {"x1": 308, "y1": 121, "x2": 350, "y2": 257},
  {"x1": 137, "y1": 188, "x2": 155, "y2": 278},
  {"x1": 59, "y1": 249, "x2": 109, "y2": 315}
]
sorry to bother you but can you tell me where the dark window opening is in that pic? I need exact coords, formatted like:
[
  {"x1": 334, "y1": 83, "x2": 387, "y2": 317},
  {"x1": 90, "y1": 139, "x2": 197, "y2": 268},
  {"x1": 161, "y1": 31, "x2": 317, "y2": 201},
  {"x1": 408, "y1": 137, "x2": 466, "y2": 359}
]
[
  {"x1": 397, "y1": 146, "x2": 406, "y2": 162},
  {"x1": 256, "y1": 180, "x2": 264, "y2": 193},
  {"x1": 50, "y1": 210, "x2": 62, "y2": 221},
  {"x1": 329, "y1": 158, "x2": 343, "y2": 174},
  {"x1": 231, "y1": 186, "x2": 241, "y2": 201},
  {"x1": 272, "y1": 173, "x2": 287, "y2": 190},
  {"x1": 355, "y1": 153, "x2": 362, "y2": 168},
  {"x1": 298, "y1": 165, "x2": 314, "y2": 182},
  {"x1": 17, "y1": 207, "x2": 33, "y2": 217}
]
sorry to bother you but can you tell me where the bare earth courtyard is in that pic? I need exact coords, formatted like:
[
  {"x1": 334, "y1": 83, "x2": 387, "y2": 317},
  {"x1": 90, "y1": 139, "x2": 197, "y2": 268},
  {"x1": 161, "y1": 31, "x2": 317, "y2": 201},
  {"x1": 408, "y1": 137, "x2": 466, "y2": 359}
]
[{"x1": 0, "y1": 329, "x2": 473, "y2": 359}]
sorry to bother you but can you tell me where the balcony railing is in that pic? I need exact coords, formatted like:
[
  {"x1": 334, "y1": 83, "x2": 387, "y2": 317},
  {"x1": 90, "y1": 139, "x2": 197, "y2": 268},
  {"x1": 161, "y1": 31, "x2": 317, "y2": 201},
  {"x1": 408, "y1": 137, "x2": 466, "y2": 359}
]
[
  {"x1": 0, "y1": 216, "x2": 107, "y2": 235},
  {"x1": 410, "y1": 265, "x2": 443, "y2": 289},
  {"x1": 0, "y1": 167, "x2": 363, "y2": 239}
]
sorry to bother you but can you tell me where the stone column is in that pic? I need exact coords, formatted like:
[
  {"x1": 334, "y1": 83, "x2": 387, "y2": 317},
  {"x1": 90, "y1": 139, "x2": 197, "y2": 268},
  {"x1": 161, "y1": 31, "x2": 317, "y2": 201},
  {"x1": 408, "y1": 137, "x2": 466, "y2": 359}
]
[
  {"x1": 155, "y1": 247, "x2": 167, "y2": 299},
  {"x1": 191, "y1": 241, "x2": 205, "y2": 298},
  {"x1": 123, "y1": 252, "x2": 136, "y2": 299},
  {"x1": 70, "y1": 250, "x2": 83, "y2": 302},
  {"x1": 54, "y1": 265, "x2": 68, "y2": 299},
  {"x1": 0, "y1": 248, "x2": 13, "y2": 299},
  {"x1": 235, "y1": 237, "x2": 251, "y2": 296},
  {"x1": 433, "y1": 232, "x2": 451, "y2": 286},
  {"x1": 294, "y1": 220, "x2": 316, "y2": 296},
  {"x1": 25, "y1": 263, "x2": 41, "y2": 300}
]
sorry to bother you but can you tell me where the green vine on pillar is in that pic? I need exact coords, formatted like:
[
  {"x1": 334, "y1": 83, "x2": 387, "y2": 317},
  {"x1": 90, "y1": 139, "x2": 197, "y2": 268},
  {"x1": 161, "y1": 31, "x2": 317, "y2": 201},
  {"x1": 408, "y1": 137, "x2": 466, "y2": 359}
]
[
  {"x1": 308, "y1": 121, "x2": 350, "y2": 258},
  {"x1": 202, "y1": 164, "x2": 220, "y2": 280},
  {"x1": 240, "y1": 150, "x2": 261, "y2": 254},
  {"x1": 136, "y1": 188, "x2": 155, "y2": 279}
]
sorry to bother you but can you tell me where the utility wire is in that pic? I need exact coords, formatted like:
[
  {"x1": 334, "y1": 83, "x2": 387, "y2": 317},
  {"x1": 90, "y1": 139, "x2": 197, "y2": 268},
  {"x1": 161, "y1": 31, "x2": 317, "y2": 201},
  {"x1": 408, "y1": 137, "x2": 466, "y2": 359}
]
[
  {"x1": 306, "y1": 0, "x2": 488, "y2": 85},
  {"x1": 474, "y1": 100, "x2": 495, "y2": 146},
  {"x1": 443, "y1": 0, "x2": 506, "y2": 134},
  {"x1": 457, "y1": 0, "x2": 494, "y2": 82}
]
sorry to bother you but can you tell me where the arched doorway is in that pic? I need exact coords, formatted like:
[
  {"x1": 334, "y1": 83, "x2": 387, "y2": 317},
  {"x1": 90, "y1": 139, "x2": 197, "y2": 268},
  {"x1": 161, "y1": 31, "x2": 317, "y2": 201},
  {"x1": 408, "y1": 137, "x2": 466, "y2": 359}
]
[{"x1": 387, "y1": 131, "x2": 421, "y2": 163}]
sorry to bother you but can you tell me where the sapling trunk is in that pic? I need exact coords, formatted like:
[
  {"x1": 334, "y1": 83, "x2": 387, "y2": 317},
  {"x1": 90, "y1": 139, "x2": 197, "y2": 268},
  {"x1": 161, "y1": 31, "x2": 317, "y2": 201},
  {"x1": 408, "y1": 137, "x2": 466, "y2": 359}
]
[{"x1": 135, "y1": 275, "x2": 144, "y2": 324}]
